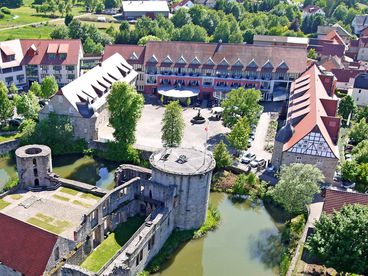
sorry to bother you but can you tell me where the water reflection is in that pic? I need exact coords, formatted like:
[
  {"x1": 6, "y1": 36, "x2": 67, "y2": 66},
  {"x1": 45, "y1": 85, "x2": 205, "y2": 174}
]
[
  {"x1": 157, "y1": 193, "x2": 285, "y2": 276},
  {"x1": 0, "y1": 155, "x2": 17, "y2": 189}
]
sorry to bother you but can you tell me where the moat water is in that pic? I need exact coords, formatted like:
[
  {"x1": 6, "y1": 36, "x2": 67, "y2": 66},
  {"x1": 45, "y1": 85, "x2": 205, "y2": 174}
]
[
  {"x1": 0, "y1": 154, "x2": 117, "y2": 190},
  {"x1": 0, "y1": 154, "x2": 285, "y2": 275}
]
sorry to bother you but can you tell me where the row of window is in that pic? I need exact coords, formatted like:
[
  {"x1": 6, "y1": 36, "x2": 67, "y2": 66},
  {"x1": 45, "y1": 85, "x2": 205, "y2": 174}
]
[
  {"x1": 40, "y1": 65, "x2": 75, "y2": 71},
  {"x1": 3, "y1": 74, "x2": 25, "y2": 84},
  {"x1": 0, "y1": 66, "x2": 23, "y2": 74}
]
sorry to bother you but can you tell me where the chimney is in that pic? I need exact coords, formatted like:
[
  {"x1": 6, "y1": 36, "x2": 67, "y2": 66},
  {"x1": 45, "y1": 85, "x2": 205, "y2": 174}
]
[{"x1": 320, "y1": 74, "x2": 336, "y2": 97}]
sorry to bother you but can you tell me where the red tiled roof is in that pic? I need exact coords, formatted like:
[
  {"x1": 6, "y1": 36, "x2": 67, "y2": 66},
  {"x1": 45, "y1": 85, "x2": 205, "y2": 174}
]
[
  {"x1": 20, "y1": 39, "x2": 82, "y2": 65},
  {"x1": 331, "y1": 68, "x2": 364, "y2": 82},
  {"x1": 143, "y1": 41, "x2": 307, "y2": 73},
  {"x1": 103, "y1": 44, "x2": 146, "y2": 64},
  {"x1": 323, "y1": 189, "x2": 368, "y2": 214},
  {"x1": 323, "y1": 30, "x2": 345, "y2": 46},
  {"x1": 172, "y1": 0, "x2": 191, "y2": 9},
  {"x1": 284, "y1": 64, "x2": 340, "y2": 157},
  {"x1": 303, "y1": 4, "x2": 322, "y2": 14},
  {"x1": 0, "y1": 213, "x2": 58, "y2": 276}
]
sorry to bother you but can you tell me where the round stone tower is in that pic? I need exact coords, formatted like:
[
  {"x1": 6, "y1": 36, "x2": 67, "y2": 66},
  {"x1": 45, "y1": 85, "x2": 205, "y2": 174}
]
[
  {"x1": 15, "y1": 145, "x2": 53, "y2": 190},
  {"x1": 150, "y1": 148, "x2": 216, "y2": 230}
]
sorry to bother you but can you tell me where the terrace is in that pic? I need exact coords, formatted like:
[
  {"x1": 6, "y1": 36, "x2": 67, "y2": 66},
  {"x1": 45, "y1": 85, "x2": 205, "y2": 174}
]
[{"x1": 0, "y1": 187, "x2": 102, "y2": 239}]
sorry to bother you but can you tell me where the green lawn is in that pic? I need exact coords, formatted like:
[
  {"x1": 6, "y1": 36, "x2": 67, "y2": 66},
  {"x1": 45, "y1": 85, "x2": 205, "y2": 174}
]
[
  {"x1": 60, "y1": 187, "x2": 79, "y2": 196},
  {"x1": 0, "y1": 24, "x2": 55, "y2": 40},
  {"x1": 81, "y1": 217, "x2": 145, "y2": 272},
  {"x1": 53, "y1": 194, "x2": 70, "y2": 202},
  {"x1": 73, "y1": 199, "x2": 92, "y2": 208},
  {"x1": 0, "y1": 199, "x2": 10, "y2": 210},
  {"x1": 10, "y1": 194, "x2": 23, "y2": 200},
  {"x1": 0, "y1": 132, "x2": 21, "y2": 143},
  {"x1": 27, "y1": 213, "x2": 70, "y2": 234},
  {"x1": 80, "y1": 193, "x2": 101, "y2": 201}
]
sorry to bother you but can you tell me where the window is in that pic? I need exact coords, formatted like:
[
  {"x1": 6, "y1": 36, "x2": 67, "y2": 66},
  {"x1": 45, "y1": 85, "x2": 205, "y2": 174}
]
[
  {"x1": 2, "y1": 68, "x2": 12, "y2": 74},
  {"x1": 49, "y1": 53, "x2": 56, "y2": 59},
  {"x1": 69, "y1": 107, "x2": 73, "y2": 114},
  {"x1": 53, "y1": 65, "x2": 62, "y2": 71},
  {"x1": 58, "y1": 96, "x2": 63, "y2": 103},
  {"x1": 67, "y1": 74, "x2": 74, "y2": 80},
  {"x1": 48, "y1": 104, "x2": 54, "y2": 112},
  {"x1": 13, "y1": 66, "x2": 22, "y2": 72},
  {"x1": 296, "y1": 156, "x2": 302, "y2": 163},
  {"x1": 5, "y1": 76, "x2": 13, "y2": 85},
  {"x1": 16, "y1": 75, "x2": 24, "y2": 82},
  {"x1": 66, "y1": 65, "x2": 75, "y2": 71},
  {"x1": 60, "y1": 53, "x2": 66, "y2": 60}
]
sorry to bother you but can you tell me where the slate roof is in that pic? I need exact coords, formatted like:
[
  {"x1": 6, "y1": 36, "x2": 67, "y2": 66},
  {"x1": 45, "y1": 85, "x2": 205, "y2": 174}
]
[
  {"x1": 0, "y1": 213, "x2": 57, "y2": 276},
  {"x1": 144, "y1": 41, "x2": 307, "y2": 73},
  {"x1": 354, "y1": 73, "x2": 368, "y2": 89},
  {"x1": 283, "y1": 65, "x2": 340, "y2": 157},
  {"x1": 331, "y1": 68, "x2": 364, "y2": 83},
  {"x1": 20, "y1": 39, "x2": 82, "y2": 65},
  {"x1": 323, "y1": 189, "x2": 368, "y2": 214}
]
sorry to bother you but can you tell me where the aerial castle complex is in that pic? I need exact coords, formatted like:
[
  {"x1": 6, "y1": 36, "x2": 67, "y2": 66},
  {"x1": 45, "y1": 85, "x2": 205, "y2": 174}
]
[{"x1": 0, "y1": 145, "x2": 215, "y2": 276}]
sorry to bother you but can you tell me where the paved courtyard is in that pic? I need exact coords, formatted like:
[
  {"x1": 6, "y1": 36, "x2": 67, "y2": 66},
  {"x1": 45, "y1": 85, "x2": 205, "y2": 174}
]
[
  {"x1": 0, "y1": 187, "x2": 101, "y2": 239},
  {"x1": 99, "y1": 103, "x2": 230, "y2": 151}
]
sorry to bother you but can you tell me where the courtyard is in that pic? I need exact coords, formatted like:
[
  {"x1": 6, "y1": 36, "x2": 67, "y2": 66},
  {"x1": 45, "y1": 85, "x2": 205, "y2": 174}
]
[{"x1": 0, "y1": 187, "x2": 101, "y2": 239}]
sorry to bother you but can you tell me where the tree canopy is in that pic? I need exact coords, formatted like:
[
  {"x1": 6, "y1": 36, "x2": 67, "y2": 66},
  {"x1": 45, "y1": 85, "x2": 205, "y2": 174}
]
[
  {"x1": 107, "y1": 82, "x2": 144, "y2": 145},
  {"x1": 271, "y1": 163, "x2": 323, "y2": 215},
  {"x1": 161, "y1": 101, "x2": 185, "y2": 148},
  {"x1": 221, "y1": 88, "x2": 262, "y2": 128},
  {"x1": 227, "y1": 116, "x2": 251, "y2": 151},
  {"x1": 306, "y1": 204, "x2": 368, "y2": 274},
  {"x1": 0, "y1": 82, "x2": 13, "y2": 123},
  {"x1": 14, "y1": 92, "x2": 40, "y2": 121},
  {"x1": 41, "y1": 76, "x2": 58, "y2": 99},
  {"x1": 338, "y1": 95, "x2": 356, "y2": 121},
  {"x1": 349, "y1": 118, "x2": 368, "y2": 145},
  {"x1": 213, "y1": 140, "x2": 232, "y2": 169}
]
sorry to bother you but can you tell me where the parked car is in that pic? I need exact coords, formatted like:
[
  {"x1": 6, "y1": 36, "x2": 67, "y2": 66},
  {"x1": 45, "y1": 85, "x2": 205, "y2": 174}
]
[
  {"x1": 345, "y1": 154, "x2": 352, "y2": 161},
  {"x1": 9, "y1": 118, "x2": 23, "y2": 127},
  {"x1": 250, "y1": 133, "x2": 255, "y2": 140},
  {"x1": 333, "y1": 171, "x2": 342, "y2": 182},
  {"x1": 342, "y1": 181, "x2": 356, "y2": 189},
  {"x1": 250, "y1": 159, "x2": 266, "y2": 168},
  {"x1": 241, "y1": 153, "x2": 256, "y2": 164},
  {"x1": 266, "y1": 165, "x2": 275, "y2": 173}
]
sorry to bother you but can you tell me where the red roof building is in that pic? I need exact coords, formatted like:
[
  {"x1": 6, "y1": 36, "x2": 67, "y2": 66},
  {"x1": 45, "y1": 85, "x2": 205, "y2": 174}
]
[
  {"x1": 0, "y1": 213, "x2": 58, "y2": 276},
  {"x1": 272, "y1": 65, "x2": 340, "y2": 183},
  {"x1": 323, "y1": 189, "x2": 368, "y2": 214}
]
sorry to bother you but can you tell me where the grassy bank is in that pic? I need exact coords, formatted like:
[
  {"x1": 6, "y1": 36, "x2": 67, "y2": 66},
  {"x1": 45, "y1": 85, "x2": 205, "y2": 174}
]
[{"x1": 81, "y1": 216, "x2": 145, "y2": 272}]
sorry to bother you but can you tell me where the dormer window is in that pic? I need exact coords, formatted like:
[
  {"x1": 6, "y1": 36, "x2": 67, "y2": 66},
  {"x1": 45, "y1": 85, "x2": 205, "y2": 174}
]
[
  {"x1": 162, "y1": 55, "x2": 173, "y2": 64},
  {"x1": 148, "y1": 54, "x2": 158, "y2": 63},
  {"x1": 206, "y1": 57, "x2": 215, "y2": 66},
  {"x1": 191, "y1": 57, "x2": 200, "y2": 65},
  {"x1": 130, "y1": 52, "x2": 138, "y2": 60},
  {"x1": 218, "y1": 58, "x2": 229, "y2": 66},
  {"x1": 176, "y1": 55, "x2": 187, "y2": 64},
  {"x1": 60, "y1": 53, "x2": 66, "y2": 60},
  {"x1": 49, "y1": 53, "x2": 56, "y2": 59},
  {"x1": 233, "y1": 58, "x2": 243, "y2": 67},
  {"x1": 262, "y1": 60, "x2": 274, "y2": 69},
  {"x1": 247, "y1": 59, "x2": 258, "y2": 69}
]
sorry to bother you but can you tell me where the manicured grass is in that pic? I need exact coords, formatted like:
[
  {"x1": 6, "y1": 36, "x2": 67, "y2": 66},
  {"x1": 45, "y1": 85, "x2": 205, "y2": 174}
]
[
  {"x1": 27, "y1": 213, "x2": 70, "y2": 234},
  {"x1": 73, "y1": 199, "x2": 92, "y2": 208},
  {"x1": 0, "y1": 133, "x2": 21, "y2": 143},
  {"x1": 10, "y1": 194, "x2": 23, "y2": 200},
  {"x1": 0, "y1": 199, "x2": 10, "y2": 210},
  {"x1": 80, "y1": 193, "x2": 101, "y2": 201},
  {"x1": 0, "y1": 24, "x2": 55, "y2": 40},
  {"x1": 53, "y1": 194, "x2": 70, "y2": 202},
  {"x1": 81, "y1": 217, "x2": 145, "y2": 272},
  {"x1": 60, "y1": 187, "x2": 79, "y2": 196}
]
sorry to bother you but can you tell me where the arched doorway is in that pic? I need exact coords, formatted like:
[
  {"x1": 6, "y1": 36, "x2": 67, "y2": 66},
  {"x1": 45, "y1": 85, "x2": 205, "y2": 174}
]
[{"x1": 34, "y1": 179, "x2": 39, "y2": 187}]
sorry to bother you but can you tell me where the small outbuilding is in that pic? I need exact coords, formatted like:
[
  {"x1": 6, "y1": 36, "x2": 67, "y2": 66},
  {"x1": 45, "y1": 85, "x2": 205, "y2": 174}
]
[
  {"x1": 351, "y1": 73, "x2": 368, "y2": 106},
  {"x1": 121, "y1": 1, "x2": 170, "y2": 19}
]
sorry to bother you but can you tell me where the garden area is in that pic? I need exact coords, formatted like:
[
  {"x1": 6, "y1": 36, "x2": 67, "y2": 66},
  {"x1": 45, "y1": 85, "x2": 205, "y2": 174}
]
[{"x1": 81, "y1": 216, "x2": 145, "y2": 272}]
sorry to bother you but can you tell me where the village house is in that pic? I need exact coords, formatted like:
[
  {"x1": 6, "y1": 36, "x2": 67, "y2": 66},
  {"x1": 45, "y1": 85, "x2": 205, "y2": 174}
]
[
  {"x1": 171, "y1": 0, "x2": 194, "y2": 11},
  {"x1": 272, "y1": 64, "x2": 340, "y2": 183},
  {"x1": 302, "y1": 5, "x2": 325, "y2": 19},
  {"x1": 103, "y1": 41, "x2": 307, "y2": 102},
  {"x1": 317, "y1": 24, "x2": 352, "y2": 44},
  {"x1": 39, "y1": 53, "x2": 138, "y2": 142},
  {"x1": 121, "y1": 1, "x2": 170, "y2": 19},
  {"x1": 0, "y1": 39, "x2": 83, "y2": 89},
  {"x1": 351, "y1": 72, "x2": 368, "y2": 106},
  {"x1": 352, "y1": 15, "x2": 368, "y2": 35}
]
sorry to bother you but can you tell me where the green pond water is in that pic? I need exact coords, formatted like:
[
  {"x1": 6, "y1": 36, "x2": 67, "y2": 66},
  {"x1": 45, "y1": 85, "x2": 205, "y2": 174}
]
[
  {"x1": 0, "y1": 155, "x2": 285, "y2": 275},
  {"x1": 0, "y1": 154, "x2": 117, "y2": 190},
  {"x1": 156, "y1": 193, "x2": 286, "y2": 276}
]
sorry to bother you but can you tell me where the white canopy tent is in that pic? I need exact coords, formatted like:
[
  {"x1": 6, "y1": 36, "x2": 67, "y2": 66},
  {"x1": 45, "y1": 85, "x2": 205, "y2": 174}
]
[{"x1": 158, "y1": 86, "x2": 200, "y2": 98}]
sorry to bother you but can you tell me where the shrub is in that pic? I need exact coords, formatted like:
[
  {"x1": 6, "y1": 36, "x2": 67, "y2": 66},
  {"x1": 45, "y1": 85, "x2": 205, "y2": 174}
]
[
  {"x1": 98, "y1": 141, "x2": 140, "y2": 164},
  {"x1": 2, "y1": 177, "x2": 19, "y2": 192},
  {"x1": 0, "y1": 7, "x2": 11, "y2": 15},
  {"x1": 193, "y1": 205, "x2": 221, "y2": 238},
  {"x1": 0, "y1": 12, "x2": 4, "y2": 19}
]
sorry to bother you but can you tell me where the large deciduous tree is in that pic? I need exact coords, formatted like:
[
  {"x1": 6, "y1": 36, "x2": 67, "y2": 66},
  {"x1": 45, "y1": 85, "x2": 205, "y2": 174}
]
[
  {"x1": 350, "y1": 118, "x2": 368, "y2": 145},
  {"x1": 213, "y1": 140, "x2": 232, "y2": 169},
  {"x1": 271, "y1": 163, "x2": 323, "y2": 215},
  {"x1": 338, "y1": 95, "x2": 356, "y2": 121},
  {"x1": 107, "y1": 82, "x2": 144, "y2": 145},
  {"x1": 0, "y1": 82, "x2": 13, "y2": 123},
  {"x1": 306, "y1": 204, "x2": 368, "y2": 274},
  {"x1": 14, "y1": 92, "x2": 40, "y2": 120},
  {"x1": 161, "y1": 101, "x2": 185, "y2": 148},
  {"x1": 221, "y1": 88, "x2": 262, "y2": 128},
  {"x1": 41, "y1": 76, "x2": 58, "y2": 99},
  {"x1": 227, "y1": 117, "x2": 251, "y2": 152}
]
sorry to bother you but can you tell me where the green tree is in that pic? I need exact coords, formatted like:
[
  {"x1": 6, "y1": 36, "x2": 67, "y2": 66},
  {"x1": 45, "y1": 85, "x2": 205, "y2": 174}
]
[
  {"x1": 338, "y1": 95, "x2": 356, "y2": 121},
  {"x1": 104, "y1": 0, "x2": 118, "y2": 9},
  {"x1": 83, "y1": 37, "x2": 103, "y2": 54},
  {"x1": 107, "y1": 82, "x2": 144, "y2": 145},
  {"x1": 271, "y1": 163, "x2": 323, "y2": 215},
  {"x1": 41, "y1": 76, "x2": 58, "y2": 99},
  {"x1": 341, "y1": 161, "x2": 358, "y2": 182},
  {"x1": 306, "y1": 204, "x2": 368, "y2": 274},
  {"x1": 14, "y1": 92, "x2": 40, "y2": 120},
  {"x1": 213, "y1": 140, "x2": 232, "y2": 169},
  {"x1": 213, "y1": 21, "x2": 230, "y2": 43},
  {"x1": 352, "y1": 140, "x2": 368, "y2": 164},
  {"x1": 229, "y1": 31, "x2": 243, "y2": 43},
  {"x1": 350, "y1": 119, "x2": 368, "y2": 144},
  {"x1": 221, "y1": 87, "x2": 262, "y2": 128},
  {"x1": 0, "y1": 82, "x2": 13, "y2": 123},
  {"x1": 161, "y1": 101, "x2": 185, "y2": 147},
  {"x1": 137, "y1": 35, "x2": 161, "y2": 45},
  {"x1": 64, "y1": 13, "x2": 74, "y2": 26},
  {"x1": 171, "y1": 8, "x2": 191, "y2": 28},
  {"x1": 29, "y1": 82, "x2": 42, "y2": 97},
  {"x1": 228, "y1": 117, "x2": 251, "y2": 152},
  {"x1": 95, "y1": 1, "x2": 105, "y2": 13},
  {"x1": 50, "y1": 25, "x2": 69, "y2": 39},
  {"x1": 9, "y1": 83, "x2": 18, "y2": 94},
  {"x1": 307, "y1": 48, "x2": 318, "y2": 59}
]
